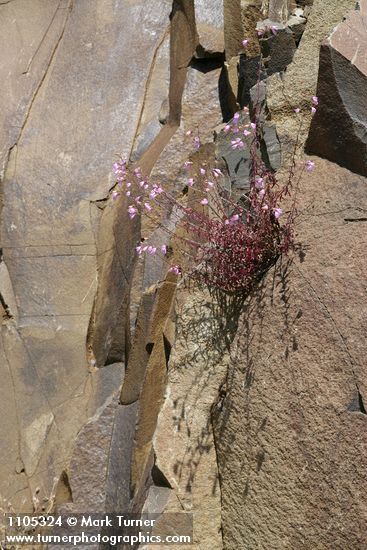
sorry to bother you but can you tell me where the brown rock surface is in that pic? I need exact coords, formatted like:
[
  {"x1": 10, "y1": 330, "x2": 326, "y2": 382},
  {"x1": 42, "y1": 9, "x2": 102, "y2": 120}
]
[
  {"x1": 151, "y1": 286, "x2": 230, "y2": 548},
  {"x1": 306, "y1": 3, "x2": 367, "y2": 175},
  {"x1": 194, "y1": 0, "x2": 224, "y2": 55},
  {"x1": 266, "y1": 0, "x2": 357, "y2": 154},
  {"x1": 0, "y1": 0, "x2": 172, "y2": 509},
  {"x1": 216, "y1": 158, "x2": 367, "y2": 549}
]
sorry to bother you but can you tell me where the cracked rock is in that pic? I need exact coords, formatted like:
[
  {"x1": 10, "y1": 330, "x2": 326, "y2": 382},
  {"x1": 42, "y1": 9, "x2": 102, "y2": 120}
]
[{"x1": 306, "y1": 1, "x2": 367, "y2": 176}]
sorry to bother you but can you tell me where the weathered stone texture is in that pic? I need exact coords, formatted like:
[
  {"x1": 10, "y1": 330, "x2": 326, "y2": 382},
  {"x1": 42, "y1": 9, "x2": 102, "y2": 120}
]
[
  {"x1": 152, "y1": 287, "x2": 229, "y2": 549},
  {"x1": 0, "y1": 0, "x2": 171, "y2": 509},
  {"x1": 216, "y1": 158, "x2": 367, "y2": 549},
  {"x1": 306, "y1": 3, "x2": 367, "y2": 175},
  {"x1": 194, "y1": 0, "x2": 224, "y2": 55},
  {"x1": 266, "y1": 0, "x2": 357, "y2": 153}
]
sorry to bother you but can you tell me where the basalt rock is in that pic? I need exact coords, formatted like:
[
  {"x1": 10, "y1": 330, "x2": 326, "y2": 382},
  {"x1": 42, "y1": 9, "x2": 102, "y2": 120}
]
[{"x1": 306, "y1": 1, "x2": 367, "y2": 176}]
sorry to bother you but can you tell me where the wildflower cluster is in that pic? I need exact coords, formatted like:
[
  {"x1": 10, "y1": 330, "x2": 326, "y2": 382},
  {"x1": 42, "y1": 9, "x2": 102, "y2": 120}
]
[{"x1": 111, "y1": 95, "x2": 317, "y2": 293}]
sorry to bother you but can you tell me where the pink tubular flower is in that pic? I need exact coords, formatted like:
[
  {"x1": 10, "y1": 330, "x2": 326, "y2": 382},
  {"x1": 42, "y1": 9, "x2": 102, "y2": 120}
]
[
  {"x1": 144, "y1": 202, "x2": 152, "y2": 212},
  {"x1": 224, "y1": 124, "x2": 231, "y2": 133},
  {"x1": 242, "y1": 39, "x2": 249, "y2": 48},
  {"x1": 294, "y1": 107, "x2": 300, "y2": 114},
  {"x1": 200, "y1": 168, "x2": 206, "y2": 176},
  {"x1": 201, "y1": 198, "x2": 209, "y2": 205},
  {"x1": 193, "y1": 136, "x2": 201, "y2": 150},
  {"x1": 312, "y1": 96, "x2": 319, "y2": 106},
  {"x1": 250, "y1": 122, "x2": 256, "y2": 130},
  {"x1": 126, "y1": 191, "x2": 131, "y2": 197},
  {"x1": 168, "y1": 265, "x2": 181, "y2": 275},
  {"x1": 112, "y1": 191, "x2": 120, "y2": 200},
  {"x1": 273, "y1": 207, "x2": 283, "y2": 219},
  {"x1": 306, "y1": 160, "x2": 315, "y2": 172},
  {"x1": 187, "y1": 178, "x2": 194, "y2": 187},
  {"x1": 311, "y1": 106, "x2": 317, "y2": 115},
  {"x1": 255, "y1": 177, "x2": 264, "y2": 189},
  {"x1": 185, "y1": 129, "x2": 193, "y2": 136},
  {"x1": 147, "y1": 246, "x2": 157, "y2": 255},
  {"x1": 161, "y1": 245, "x2": 167, "y2": 255},
  {"x1": 212, "y1": 168, "x2": 223, "y2": 178},
  {"x1": 128, "y1": 205, "x2": 137, "y2": 219},
  {"x1": 243, "y1": 129, "x2": 251, "y2": 137},
  {"x1": 258, "y1": 188, "x2": 265, "y2": 198},
  {"x1": 270, "y1": 25, "x2": 278, "y2": 35},
  {"x1": 257, "y1": 29, "x2": 264, "y2": 37},
  {"x1": 134, "y1": 167, "x2": 142, "y2": 178},
  {"x1": 136, "y1": 245, "x2": 142, "y2": 255},
  {"x1": 231, "y1": 138, "x2": 244, "y2": 150},
  {"x1": 184, "y1": 161, "x2": 193, "y2": 169},
  {"x1": 233, "y1": 112, "x2": 240, "y2": 124},
  {"x1": 206, "y1": 181, "x2": 214, "y2": 188}
]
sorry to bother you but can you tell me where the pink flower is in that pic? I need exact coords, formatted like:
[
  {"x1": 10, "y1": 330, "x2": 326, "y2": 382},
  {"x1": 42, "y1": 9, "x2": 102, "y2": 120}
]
[
  {"x1": 311, "y1": 106, "x2": 317, "y2": 115},
  {"x1": 306, "y1": 160, "x2": 315, "y2": 172},
  {"x1": 134, "y1": 167, "x2": 142, "y2": 178},
  {"x1": 270, "y1": 25, "x2": 278, "y2": 35},
  {"x1": 258, "y1": 189, "x2": 265, "y2": 198},
  {"x1": 136, "y1": 245, "x2": 142, "y2": 255},
  {"x1": 169, "y1": 265, "x2": 181, "y2": 275},
  {"x1": 243, "y1": 129, "x2": 251, "y2": 137},
  {"x1": 187, "y1": 178, "x2": 194, "y2": 187},
  {"x1": 212, "y1": 168, "x2": 223, "y2": 178},
  {"x1": 185, "y1": 130, "x2": 193, "y2": 136},
  {"x1": 231, "y1": 214, "x2": 239, "y2": 222},
  {"x1": 193, "y1": 137, "x2": 201, "y2": 150},
  {"x1": 206, "y1": 181, "x2": 214, "y2": 188},
  {"x1": 257, "y1": 29, "x2": 264, "y2": 37},
  {"x1": 224, "y1": 124, "x2": 231, "y2": 133},
  {"x1": 201, "y1": 198, "x2": 209, "y2": 205},
  {"x1": 126, "y1": 191, "x2": 131, "y2": 197},
  {"x1": 147, "y1": 246, "x2": 157, "y2": 255},
  {"x1": 231, "y1": 138, "x2": 244, "y2": 150},
  {"x1": 200, "y1": 168, "x2": 206, "y2": 176},
  {"x1": 294, "y1": 107, "x2": 300, "y2": 114},
  {"x1": 112, "y1": 191, "x2": 120, "y2": 200},
  {"x1": 273, "y1": 207, "x2": 283, "y2": 219},
  {"x1": 262, "y1": 204, "x2": 269, "y2": 211},
  {"x1": 232, "y1": 127, "x2": 240, "y2": 134},
  {"x1": 184, "y1": 161, "x2": 193, "y2": 169},
  {"x1": 161, "y1": 245, "x2": 167, "y2": 255},
  {"x1": 128, "y1": 206, "x2": 137, "y2": 219},
  {"x1": 126, "y1": 182, "x2": 132, "y2": 188},
  {"x1": 144, "y1": 202, "x2": 152, "y2": 212},
  {"x1": 312, "y1": 96, "x2": 319, "y2": 106},
  {"x1": 233, "y1": 112, "x2": 240, "y2": 124},
  {"x1": 250, "y1": 122, "x2": 256, "y2": 130},
  {"x1": 255, "y1": 177, "x2": 264, "y2": 189},
  {"x1": 242, "y1": 39, "x2": 249, "y2": 48}
]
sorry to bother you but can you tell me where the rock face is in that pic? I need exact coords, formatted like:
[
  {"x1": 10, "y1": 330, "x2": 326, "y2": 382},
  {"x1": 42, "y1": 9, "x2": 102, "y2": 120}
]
[
  {"x1": 266, "y1": 0, "x2": 357, "y2": 155},
  {"x1": 0, "y1": 0, "x2": 172, "y2": 510},
  {"x1": 306, "y1": 2, "x2": 367, "y2": 176},
  {"x1": 215, "y1": 158, "x2": 367, "y2": 549},
  {"x1": 1, "y1": 1, "x2": 367, "y2": 549}
]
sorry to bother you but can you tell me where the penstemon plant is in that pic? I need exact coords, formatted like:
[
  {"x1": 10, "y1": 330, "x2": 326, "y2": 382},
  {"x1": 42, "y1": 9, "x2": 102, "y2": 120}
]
[{"x1": 111, "y1": 52, "x2": 317, "y2": 293}]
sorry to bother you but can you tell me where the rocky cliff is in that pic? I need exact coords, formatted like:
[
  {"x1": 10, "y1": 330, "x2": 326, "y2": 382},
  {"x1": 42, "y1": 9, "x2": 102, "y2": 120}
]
[{"x1": 0, "y1": 0, "x2": 366, "y2": 548}]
